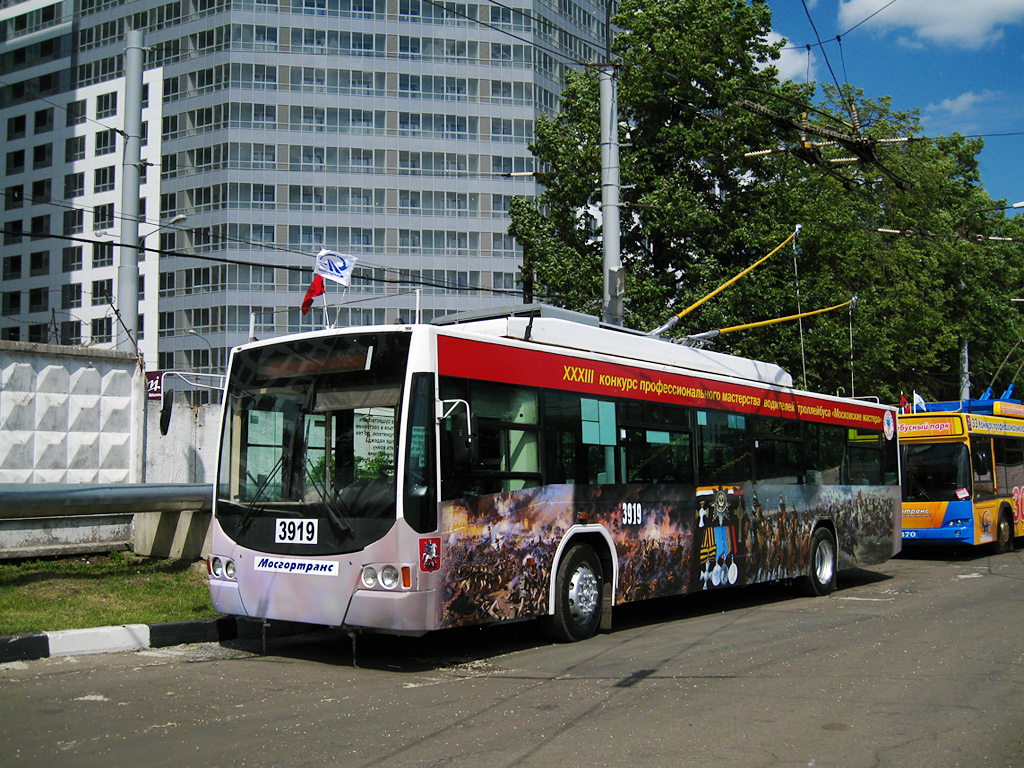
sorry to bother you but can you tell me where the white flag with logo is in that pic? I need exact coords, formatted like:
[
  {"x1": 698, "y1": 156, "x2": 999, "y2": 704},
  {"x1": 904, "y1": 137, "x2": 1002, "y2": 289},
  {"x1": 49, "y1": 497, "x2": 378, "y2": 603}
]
[{"x1": 314, "y1": 249, "x2": 358, "y2": 286}]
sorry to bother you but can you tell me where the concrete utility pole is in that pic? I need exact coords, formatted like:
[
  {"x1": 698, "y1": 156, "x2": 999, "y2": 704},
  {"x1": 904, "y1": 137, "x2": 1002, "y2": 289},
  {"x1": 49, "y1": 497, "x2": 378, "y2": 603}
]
[
  {"x1": 600, "y1": 64, "x2": 623, "y2": 326},
  {"x1": 116, "y1": 28, "x2": 145, "y2": 353}
]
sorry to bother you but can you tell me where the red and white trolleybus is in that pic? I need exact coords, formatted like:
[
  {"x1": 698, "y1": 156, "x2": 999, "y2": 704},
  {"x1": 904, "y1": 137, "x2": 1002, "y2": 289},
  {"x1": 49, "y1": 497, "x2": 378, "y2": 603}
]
[{"x1": 208, "y1": 305, "x2": 901, "y2": 641}]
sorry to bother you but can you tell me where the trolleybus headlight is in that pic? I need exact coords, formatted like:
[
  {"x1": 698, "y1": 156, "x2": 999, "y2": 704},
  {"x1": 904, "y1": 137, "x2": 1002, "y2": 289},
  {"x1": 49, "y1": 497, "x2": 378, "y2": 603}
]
[
  {"x1": 379, "y1": 565, "x2": 400, "y2": 590},
  {"x1": 361, "y1": 567, "x2": 378, "y2": 589},
  {"x1": 211, "y1": 557, "x2": 224, "y2": 578},
  {"x1": 225, "y1": 559, "x2": 236, "y2": 579}
]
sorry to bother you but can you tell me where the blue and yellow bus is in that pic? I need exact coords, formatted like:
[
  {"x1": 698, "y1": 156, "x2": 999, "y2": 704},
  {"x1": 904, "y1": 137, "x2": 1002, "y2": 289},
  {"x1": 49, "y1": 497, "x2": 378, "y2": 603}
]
[{"x1": 899, "y1": 398, "x2": 1024, "y2": 551}]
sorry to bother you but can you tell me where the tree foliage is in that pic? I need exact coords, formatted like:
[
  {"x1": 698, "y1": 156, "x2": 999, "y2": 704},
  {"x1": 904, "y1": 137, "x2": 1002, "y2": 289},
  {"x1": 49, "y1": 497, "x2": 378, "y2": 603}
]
[{"x1": 508, "y1": 0, "x2": 1024, "y2": 403}]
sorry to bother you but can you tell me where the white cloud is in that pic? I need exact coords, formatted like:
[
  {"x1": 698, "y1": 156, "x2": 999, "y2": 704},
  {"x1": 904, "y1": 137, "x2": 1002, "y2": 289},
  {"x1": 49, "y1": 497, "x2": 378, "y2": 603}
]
[
  {"x1": 839, "y1": 0, "x2": 1024, "y2": 49},
  {"x1": 768, "y1": 31, "x2": 818, "y2": 82},
  {"x1": 926, "y1": 89, "x2": 999, "y2": 116}
]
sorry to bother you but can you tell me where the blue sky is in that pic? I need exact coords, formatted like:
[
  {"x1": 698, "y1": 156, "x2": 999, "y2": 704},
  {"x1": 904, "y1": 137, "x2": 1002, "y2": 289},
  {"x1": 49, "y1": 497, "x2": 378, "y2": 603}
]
[{"x1": 766, "y1": 0, "x2": 1024, "y2": 210}]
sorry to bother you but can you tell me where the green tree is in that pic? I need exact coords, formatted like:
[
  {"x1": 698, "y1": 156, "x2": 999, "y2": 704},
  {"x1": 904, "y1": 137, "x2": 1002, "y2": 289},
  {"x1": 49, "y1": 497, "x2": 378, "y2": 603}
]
[{"x1": 509, "y1": 0, "x2": 1024, "y2": 402}]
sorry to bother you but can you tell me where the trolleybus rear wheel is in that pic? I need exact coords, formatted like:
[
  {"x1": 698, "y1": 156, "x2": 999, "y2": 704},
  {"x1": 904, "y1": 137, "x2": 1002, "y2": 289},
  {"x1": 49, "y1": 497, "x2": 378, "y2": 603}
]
[
  {"x1": 544, "y1": 543, "x2": 603, "y2": 642},
  {"x1": 800, "y1": 527, "x2": 837, "y2": 597},
  {"x1": 995, "y1": 508, "x2": 1014, "y2": 554}
]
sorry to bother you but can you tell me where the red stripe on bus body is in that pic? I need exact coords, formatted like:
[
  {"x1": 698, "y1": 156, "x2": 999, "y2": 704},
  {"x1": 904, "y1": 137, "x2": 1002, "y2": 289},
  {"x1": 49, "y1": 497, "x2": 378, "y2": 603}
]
[{"x1": 436, "y1": 335, "x2": 885, "y2": 430}]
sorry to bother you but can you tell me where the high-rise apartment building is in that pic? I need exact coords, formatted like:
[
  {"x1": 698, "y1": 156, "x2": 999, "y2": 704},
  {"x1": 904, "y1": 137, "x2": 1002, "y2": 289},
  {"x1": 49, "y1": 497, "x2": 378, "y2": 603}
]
[{"x1": 0, "y1": 0, "x2": 606, "y2": 377}]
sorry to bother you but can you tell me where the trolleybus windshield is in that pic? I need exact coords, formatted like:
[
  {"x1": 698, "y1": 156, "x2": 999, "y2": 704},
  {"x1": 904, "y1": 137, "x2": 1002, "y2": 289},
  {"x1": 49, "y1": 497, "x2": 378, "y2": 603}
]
[
  {"x1": 900, "y1": 442, "x2": 971, "y2": 502},
  {"x1": 215, "y1": 332, "x2": 411, "y2": 555}
]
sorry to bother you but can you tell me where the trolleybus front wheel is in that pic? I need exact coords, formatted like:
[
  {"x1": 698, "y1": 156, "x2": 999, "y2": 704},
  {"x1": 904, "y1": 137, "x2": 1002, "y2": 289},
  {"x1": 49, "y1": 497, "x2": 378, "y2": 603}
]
[
  {"x1": 544, "y1": 543, "x2": 603, "y2": 642},
  {"x1": 800, "y1": 527, "x2": 837, "y2": 597},
  {"x1": 995, "y1": 507, "x2": 1014, "y2": 554}
]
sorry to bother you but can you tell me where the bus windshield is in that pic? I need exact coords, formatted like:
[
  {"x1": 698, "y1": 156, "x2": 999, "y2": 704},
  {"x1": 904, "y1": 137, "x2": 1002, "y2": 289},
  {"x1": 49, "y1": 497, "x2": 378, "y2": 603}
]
[
  {"x1": 901, "y1": 442, "x2": 972, "y2": 502},
  {"x1": 215, "y1": 332, "x2": 411, "y2": 555}
]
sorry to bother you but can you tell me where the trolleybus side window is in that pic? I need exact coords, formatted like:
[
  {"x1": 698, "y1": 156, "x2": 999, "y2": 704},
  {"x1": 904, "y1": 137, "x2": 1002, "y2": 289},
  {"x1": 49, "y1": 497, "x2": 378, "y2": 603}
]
[
  {"x1": 847, "y1": 427, "x2": 893, "y2": 486},
  {"x1": 803, "y1": 422, "x2": 846, "y2": 485},
  {"x1": 404, "y1": 372, "x2": 437, "y2": 533},
  {"x1": 618, "y1": 400, "x2": 694, "y2": 485},
  {"x1": 440, "y1": 378, "x2": 541, "y2": 497},
  {"x1": 994, "y1": 436, "x2": 1024, "y2": 495},
  {"x1": 751, "y1": 415, "x2": 803, "y2": 484},
  {"x1": 697, "y1": 409, "x2": 750, "y2": 486}
]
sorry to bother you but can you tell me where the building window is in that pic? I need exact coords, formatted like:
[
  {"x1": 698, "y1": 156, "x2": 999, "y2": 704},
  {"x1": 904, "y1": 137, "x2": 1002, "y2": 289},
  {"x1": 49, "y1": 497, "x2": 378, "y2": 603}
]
[
  {"x1": 34, "y1": 108, "x2": 54, "y2": 134},
  {"x1": 4, "y1": 220, "x2": 24, "y2": 245},
  {"x1": 95, "y1": 129, "x2": 117, "y2": 156},
  {"x1": 29, "y1": 251, "x2": 49, "y2": 276},
  {"x1": 28, "y1": 324, "x2": 48, "y2": 343},
  {"x1": 63, "y1": 246, "x2": 83, "y2": 271},
  {"x1": 65, "y1": 135, "x2": 86, "y2": 162},
  {"x1": 65, "y1": 172, "x2": 85, "y2": 198},
  {"x1": 63, "y1": 208, "x2": 84, "y2": 235},
  {"x1": 92, "y1": 242, "x2": 114, "y2": 268},
  {"x1": 94, "y1": 165, "x2": 115, "y2": 193},
  {"x1": 30, "y1": 215, "x2": 50, "y2": 239},
  {"x1": 62, "y1": 283, "x2": 82, "y2": 309},
  {"x1": 28, "y1": 287, "x2": 49, "y2": 313},
  {"x1": 96, "y1": 92, "x2": 117, "y2": 119},
  {"x1": 4, "y1": 185, "x2": 24, "y2": 210},
  {"x1": 7, "y1": 114, "x2": 26, "y2": 141},
  {"x1": 2, "y1": 255, "x2": 22, "y2": 280},
  {"x1": 1, "y1": 327, "x2": 21, "y2": 341},
  {"x1": 6, "y1": 149, "x2": 25, "y2": 175},
  {"x1": 31, "y1": 178, "x2": 51, "y2": 203},
  {"x1": 91, "y1": 279, "x2": 113, "y2": 306},
  {"x1": 93, "y1": 203, "x2": 114, "y2": 230},
  {"x1": 91, "y1": 316, "x2": 113, "y2": 343},
  {"x1": 32, "y1": 143, "x2": 53, "y2": 169},
  {"x1": 66, "y1": 100, "x2": 86, "y2": 127},
  {"x1": 1, "y1": 291, "x2": 20, "y2": 314},
  {"x1": 60, "y1": 320, "x2": 81, "y2": 345}
]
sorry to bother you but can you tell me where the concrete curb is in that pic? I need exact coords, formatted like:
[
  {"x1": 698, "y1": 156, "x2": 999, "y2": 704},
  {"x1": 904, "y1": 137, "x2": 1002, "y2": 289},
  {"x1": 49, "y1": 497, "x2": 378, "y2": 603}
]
[{"x1": 0, "y1": 617, "x2": 312, "y2": 663}]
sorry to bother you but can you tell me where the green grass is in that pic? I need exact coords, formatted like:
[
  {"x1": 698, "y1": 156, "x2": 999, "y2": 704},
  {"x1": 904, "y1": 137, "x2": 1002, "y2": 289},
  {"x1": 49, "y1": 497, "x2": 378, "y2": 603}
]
[{"x1": 0, "y1": 551, "x2": 219, "y2": 637}]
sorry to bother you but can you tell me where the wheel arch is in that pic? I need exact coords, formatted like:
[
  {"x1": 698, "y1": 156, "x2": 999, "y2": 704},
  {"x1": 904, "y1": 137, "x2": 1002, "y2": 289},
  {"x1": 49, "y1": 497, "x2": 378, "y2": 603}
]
[{"x1": 546, "y1": 525, "x2": 617, "y2": 616}]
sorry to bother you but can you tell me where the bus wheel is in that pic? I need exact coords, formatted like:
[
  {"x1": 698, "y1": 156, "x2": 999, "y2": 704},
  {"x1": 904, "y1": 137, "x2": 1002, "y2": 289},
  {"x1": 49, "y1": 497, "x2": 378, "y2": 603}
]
[
  {"x1": 995, "y1": 509, "x2": 1014, "y2": 554},
  {"x1": 544, "y1": 543, "x2": 603, "y2": 642},
  {"x1": 800, "y1": 527, "x2": 837, "y2": 597}
]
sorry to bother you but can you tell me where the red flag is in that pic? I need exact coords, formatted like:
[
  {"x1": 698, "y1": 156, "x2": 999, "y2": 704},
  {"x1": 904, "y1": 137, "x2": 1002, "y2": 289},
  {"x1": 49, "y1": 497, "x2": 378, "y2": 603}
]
[
  {"x1": 301, "y1": 274, "x2": 325, "y2": 315},
  {"x1": 899, "y1": 393, "x2": 909, "y2": 414}
]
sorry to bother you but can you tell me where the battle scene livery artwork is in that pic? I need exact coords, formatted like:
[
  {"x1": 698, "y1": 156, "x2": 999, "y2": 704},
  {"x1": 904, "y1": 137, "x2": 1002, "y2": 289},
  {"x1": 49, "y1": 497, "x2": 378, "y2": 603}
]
[{"x1": 437, "y1": 483, "x2": 899, "y2": 629}]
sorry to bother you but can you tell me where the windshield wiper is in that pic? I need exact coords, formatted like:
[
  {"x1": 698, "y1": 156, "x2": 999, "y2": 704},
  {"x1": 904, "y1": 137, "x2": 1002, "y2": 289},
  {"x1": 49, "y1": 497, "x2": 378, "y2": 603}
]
[
  {"x1": 304, "y1": 465, "x2": 353, "y2": 539},
  {"x1": 904, "y1": 472, "x2": 934, "y2": 502},
  {"x1": 236, "y1": 456, "x2": 284, "y2": 533}
]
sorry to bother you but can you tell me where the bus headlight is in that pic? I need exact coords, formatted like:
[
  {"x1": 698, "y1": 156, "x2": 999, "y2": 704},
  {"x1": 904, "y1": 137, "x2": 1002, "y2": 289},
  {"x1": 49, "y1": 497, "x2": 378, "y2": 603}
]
[
  {"x1": 225, "y1": 560, "x2": 236, "y2": 579},
  {"x1": 211, "y1": 557, "x2": 224, "y2": 578},
  {"x1": 379, "y1": 565, "x2": 400, "y2": 590},
  {"x1": 361, "y1": 567, "x2": 378, "y2": 588}
]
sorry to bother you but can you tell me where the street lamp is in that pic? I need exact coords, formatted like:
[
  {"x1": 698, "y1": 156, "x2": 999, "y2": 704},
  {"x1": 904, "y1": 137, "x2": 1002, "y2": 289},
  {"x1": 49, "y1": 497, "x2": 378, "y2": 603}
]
[
  {"x1": 140, "y1": 213, "x2": 186, "y2": 258},
  {"x1": 186, "y1": 328, "x2": 214, "y2": 370}
]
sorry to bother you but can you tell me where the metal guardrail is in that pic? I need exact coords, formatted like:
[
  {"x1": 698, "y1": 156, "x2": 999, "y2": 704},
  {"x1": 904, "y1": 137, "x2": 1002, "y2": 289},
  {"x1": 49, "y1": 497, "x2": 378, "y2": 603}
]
[{"x1": 0, "y1": 484, "x2": 213, "y2": 520}]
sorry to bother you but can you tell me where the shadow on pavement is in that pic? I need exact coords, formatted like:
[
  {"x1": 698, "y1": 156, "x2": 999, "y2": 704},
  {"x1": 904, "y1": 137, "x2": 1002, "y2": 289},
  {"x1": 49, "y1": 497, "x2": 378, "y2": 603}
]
[{"x1": 222, "y1": 565, "x2": 895, "y2": 672}]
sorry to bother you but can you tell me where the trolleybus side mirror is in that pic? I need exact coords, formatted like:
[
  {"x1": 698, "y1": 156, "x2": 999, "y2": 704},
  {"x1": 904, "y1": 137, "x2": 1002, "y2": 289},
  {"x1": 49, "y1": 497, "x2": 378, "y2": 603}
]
[
  {"x1": 160, "y1": 390, "x2": 173, "y2": 436},
  {"x1": 440, "y1": 398, "x2": 478, "y2": 470},
  {"x1": 451, "y1": 410, "x2": 478, "y2": 469}
]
